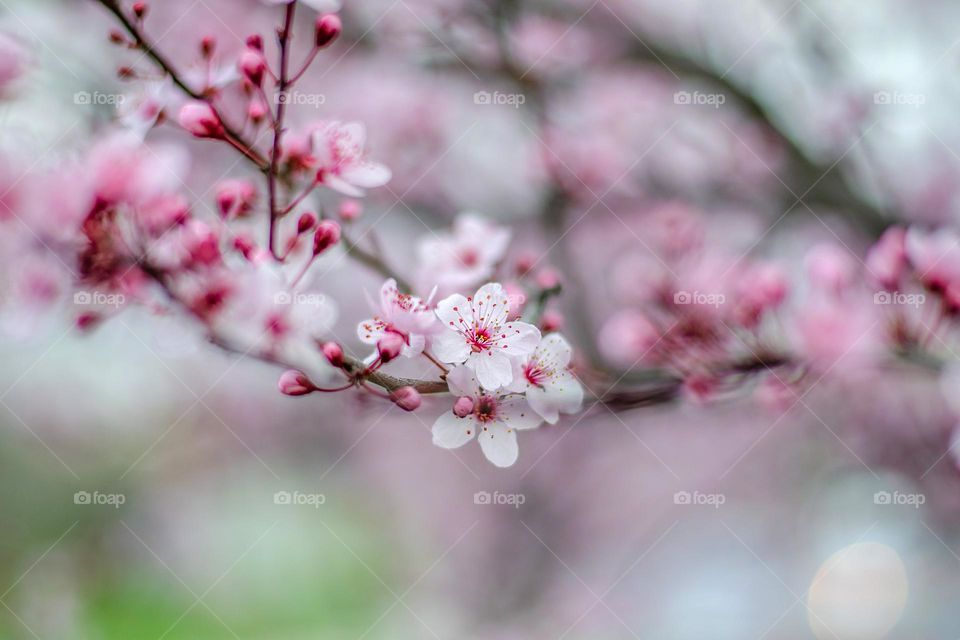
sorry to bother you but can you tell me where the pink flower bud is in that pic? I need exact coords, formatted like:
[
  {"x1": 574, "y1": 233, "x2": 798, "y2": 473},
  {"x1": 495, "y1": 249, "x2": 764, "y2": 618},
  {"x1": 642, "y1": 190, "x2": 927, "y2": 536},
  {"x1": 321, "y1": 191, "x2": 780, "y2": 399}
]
[
  {"x1": 279, "y1": 370, "x2": 315, "y2": 396},
  {"x1": 179, "y1": 101, "x2": 223, "y2": 138},
  {"x1": 233, "y1": 233, "x2": 258, "y2": 260},
  {"x1": 297, "y1": 212, "x2": 318, "y2": 234},
  {"x1": 322, "y1": 341, "x2": 344, "y2": 367},
  {"x1": 453, "y1": 396, "x2": 474, "y2": 418},
  {"x1": 247, "y1": 96, "x2": 268, "y2": 124},
  {"x1": 239, "y1": 49, "x2": 266, "y2": 86},
  {"x1": 515, "y1": 252, "x2": 536, "y2": 276},
  {"x1": 200, "y1": 35, "x2": 216, "y2": 58},
  {"x1": 132, "y1": 2, "x2": 148, "y2": 19},
  {"x1": 390, "y1": 386, "x2": 421, "y2": 412},
  {"x1": 215, "y1": 179, "x2": 257, "y2": 218},
  {"x1": 246, "y1": 34, "x2": 263, "y2": 51},
  {"x1": 536, "y1": 268, "x2": 561, "y2": 290},
  {"x1": 338, "y1": 199, "x2": 362, "y2": 221},
  {"x1": 313, "y1": 220, "x2": 341, "y2": 255},
  {"x1": 377, "y1": 332, "x2": 405, "y2": 363},
  {"x1": 540, "y1": 310, "x2": 564, "y2": 332},
  {"x1": 315, "y1": 14, "x2": 342, "y2": 48}
]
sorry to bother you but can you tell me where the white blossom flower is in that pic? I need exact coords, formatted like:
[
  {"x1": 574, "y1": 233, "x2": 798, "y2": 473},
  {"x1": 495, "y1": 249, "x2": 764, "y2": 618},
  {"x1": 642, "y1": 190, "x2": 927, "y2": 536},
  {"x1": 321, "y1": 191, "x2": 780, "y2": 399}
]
[
  {"x1": 432, "y1": 365, "x2": 542, "y2": 467},
  {"x1": 433, "y1": 283, "x2": 540, "y2": 390},
  {"x1": 311, "y1": 121, "x2": 392, "y2": 197},
  {"x1": 416, "y1": 214, "x2": 511, "y2": 297},
  {"x1": 357, "y1": 278, "x2": 438, "y2": 358},
  {"x1": 507, "y1": 333, "x2": 583, "y2": 423}
]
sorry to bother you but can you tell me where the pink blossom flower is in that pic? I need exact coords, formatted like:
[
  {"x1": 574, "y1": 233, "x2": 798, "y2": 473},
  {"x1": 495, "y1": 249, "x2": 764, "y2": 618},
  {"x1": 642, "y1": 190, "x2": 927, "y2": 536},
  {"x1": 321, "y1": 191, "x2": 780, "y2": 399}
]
[
  {"x1": 507, "y1": 333, "x2": 583, "y2": 424},
  {"x1": 905, "y1": 227, "x2": 960, "y2": 291},
  {"x1": 357, "y1": 278, "x2": 438, "y2": 358},
  {"x1": 866, "y1": 227, "x2": 907, "y2": 290},
  {"x1": 431, "y1": 365, "x2": 542, "y2": 467},
  {"x1": 416, "y1": 214, "x2": 511, "y2": 297},
  {"x1": 311, "y1": 121, "x2": 391, "y2": 196},
  {"x1": 433, "y1": 283, "x2": 541, "y2": 390}
]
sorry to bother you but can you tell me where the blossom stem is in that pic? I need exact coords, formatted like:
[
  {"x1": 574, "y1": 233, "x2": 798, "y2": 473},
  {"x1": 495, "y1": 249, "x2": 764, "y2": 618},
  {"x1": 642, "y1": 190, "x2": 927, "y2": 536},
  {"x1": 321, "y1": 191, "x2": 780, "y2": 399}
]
[
  {"x1": 289, "y1": 46, "x2": 320, "y2": 84},
  {"x1": 93, "y1": 0, "x2": 268, "y2": 170},
  {"x1": 281, "y1": 178, "x2": 320, "y2": 216},
  {"x1": 422, "y1": 351, "x2": 449, "y2": 373},
  {"x1": 267, "y1": 2, "x2": 297, "y2": 260}
]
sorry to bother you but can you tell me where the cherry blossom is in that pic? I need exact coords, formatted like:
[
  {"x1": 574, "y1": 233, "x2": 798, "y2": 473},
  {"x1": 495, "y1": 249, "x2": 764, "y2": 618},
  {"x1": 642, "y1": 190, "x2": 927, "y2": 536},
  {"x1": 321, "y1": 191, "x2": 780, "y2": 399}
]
[
  {"x1": 432, "y1": 365, "x2": 542, "y2": 467},
  {"x1": 357, "y1": 278, "x2": 438, "y2": 358},
  {"x1": 416, "y1": 214, "x2": 511, "y2": 297},
  {"x1": 507, "y1": 333, "x2": 583, "y2": 424},
  {"x1": 433, "y1": 283, "x2": 541, "y2": 390},
  {"x1": 311, "y1": 121, "x2": 392, "y2": 196}
]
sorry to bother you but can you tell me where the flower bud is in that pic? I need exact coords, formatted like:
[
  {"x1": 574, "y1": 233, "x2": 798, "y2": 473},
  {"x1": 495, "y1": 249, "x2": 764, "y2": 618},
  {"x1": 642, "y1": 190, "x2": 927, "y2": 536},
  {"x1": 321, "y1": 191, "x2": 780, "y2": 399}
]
[
  {"x1": 312, "y1": 220, "x2": 341, "y2": 255},
  {"x1": 216, "y1": 179, "x2": 257, "y2": 218},
  {"x1": 239, "y1": 49, "x2": 266, "y2": 86},
  {"x1": 535, "y1": 268, "x2": 561, "y2": 290},
  {"x1": 279, "y1": 370, "x2": 315, "y2": 396},
  {"x1": 200, "y1": 35, "x2": 216, "y2": 58},
  {"x1": 132, "y1": 2, "x2": 148, "y2": 19},
  {"x1": 109, "y1": 30, "x2": 127, "y2": 46},
  {"x1": 315, "y1": 14, "x2": 342, "y2": 48},
  {"x1": 246, "y1": 34, "x2": 263, "y2": 51},
  {"x1": 540, "y1": 310, "x2": 564, "y2": 332},
  {"x1": 322, "y1": 341, "x2": 344, "y2": 367},
  {"x1": 338, "y1": 199, "x2": 362, "y2": 221},
  {"x1": 453, "y1": 396, "x2": 474, "y2": 418},
  {"x1": 297, "y1": 212, "x2": 318, "y2": 234},
  {"x1": 179, "y1": 101, "x2": 223, "y2": 138},
  {"x1": 377, "y1": 332, "x2": 405, "y2": 363},
  {"x1": 233, "y1": 233, "x2": 258, "y2": 260},
  {"x1": 247, "y1": 96, "x2": 268, "y2": 124},
  {"x1": 390, "y1": 386, "x2": 421, "y2": 412}
]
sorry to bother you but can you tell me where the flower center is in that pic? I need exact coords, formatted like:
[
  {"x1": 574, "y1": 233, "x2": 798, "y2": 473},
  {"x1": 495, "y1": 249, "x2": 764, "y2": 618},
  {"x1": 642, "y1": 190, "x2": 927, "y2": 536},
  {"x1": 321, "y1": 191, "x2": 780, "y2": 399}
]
[
  {"x1": 467, "y1": 327, "x2": 494, "y2": 353},
  {"x1": 524, "y1": 361, "x2": 550, "y2": 387},
  {"x1": 474, "y1": 395, "x2": 498, "y2": 423},
  {"x1": 459, "y1": 248, "x2": 479, "y2": 267}
]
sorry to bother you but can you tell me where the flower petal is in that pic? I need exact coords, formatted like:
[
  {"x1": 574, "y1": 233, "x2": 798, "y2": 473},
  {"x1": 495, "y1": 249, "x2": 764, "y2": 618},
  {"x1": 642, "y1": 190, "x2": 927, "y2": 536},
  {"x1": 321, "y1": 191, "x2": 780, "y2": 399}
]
[
  {"x1": 356, "y1": 317, "x2": 386, "y2": 345},
  {"x1": 527, "y1": 371, "x2": 583, "y2": 424},
  {"x1": 435, "y1": 293, "x2": 471, "y2": 330},
  {"x1": 445, "y1": 364, "x2": 480, "y2": 397},
  {"x1": 432, "y1": 329, "x2": 470, "y2": 364},
  {"x1": 341, "y1": 162, "x2": 392, "y2": 189},
  {"x1": 537, "y1": 333, "x2": 573, "y2": 368},
  {"x1": 432, "y1": 412, "x2": 476, "y2": 449},
  {"x1": 478, "y1": 421, "x2": 519, "y2": 467},
  {"x1": 498, "y1": 321, "x2": 541, "y2": 357},
  {"x1": 472, "y1": 283, "x2": 510, "y2": 328},
  {"x1": 498, "y1": 397, "x2": 544, "y2": 430},
  {"x1": 472, "y1": 351, "x2": 514, "y2": 390}
]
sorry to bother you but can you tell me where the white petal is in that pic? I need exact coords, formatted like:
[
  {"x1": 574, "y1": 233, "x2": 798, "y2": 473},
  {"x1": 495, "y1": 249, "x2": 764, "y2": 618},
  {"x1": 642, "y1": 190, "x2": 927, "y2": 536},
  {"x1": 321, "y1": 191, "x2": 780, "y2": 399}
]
[
  {"x1": 472, "y1": 351, "x2": 514, "y2": 390},
  {"x1": 432, "y1": 329, "x2": 470, "y2": 364},
  {"x1": 498, "y1": 397, "x2": 544, "y2": 430},
  {"x1": 478, "y1": 421, "x2": 518, "y2": 467},
  {"x1": 445, "y1": 364, "x2": 480, "y2": 397},
  {"x1": 432, "y1": 412, "x2": 476, "y2": 449},
  {"x1": 402, "y1": 334, "x2": 425, "y2": 358},
  {"x1": 322, "y1": 174, "x2": 364, "y2": 197},
  {"x1": 498, "y1": 322, "x2": 541, "y2": 356},
  {"x1": 356, "y1": 318, "x2": 386, "y2": 345},
  {"x1": 379, "y1": 278, "x2": 398, "y2": 314},
  {"x1": 301, "y1": 0, "x2": 342, "y2": 11},
  {"x1": 435, "y1": 293, "x2": 472, "y2": 329},
  {"x1": 472, "y1": 283, "x2": 510, "y2": 328},
  {"x1": 537, "y1": 333, "x2": 573, "y2": 368},
  {"x1": 341, "y1": 162, "x2": 391, "y2": 188},
  {"x1": 527, "y1": 372, "x2": 583, "y2": 424}
]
